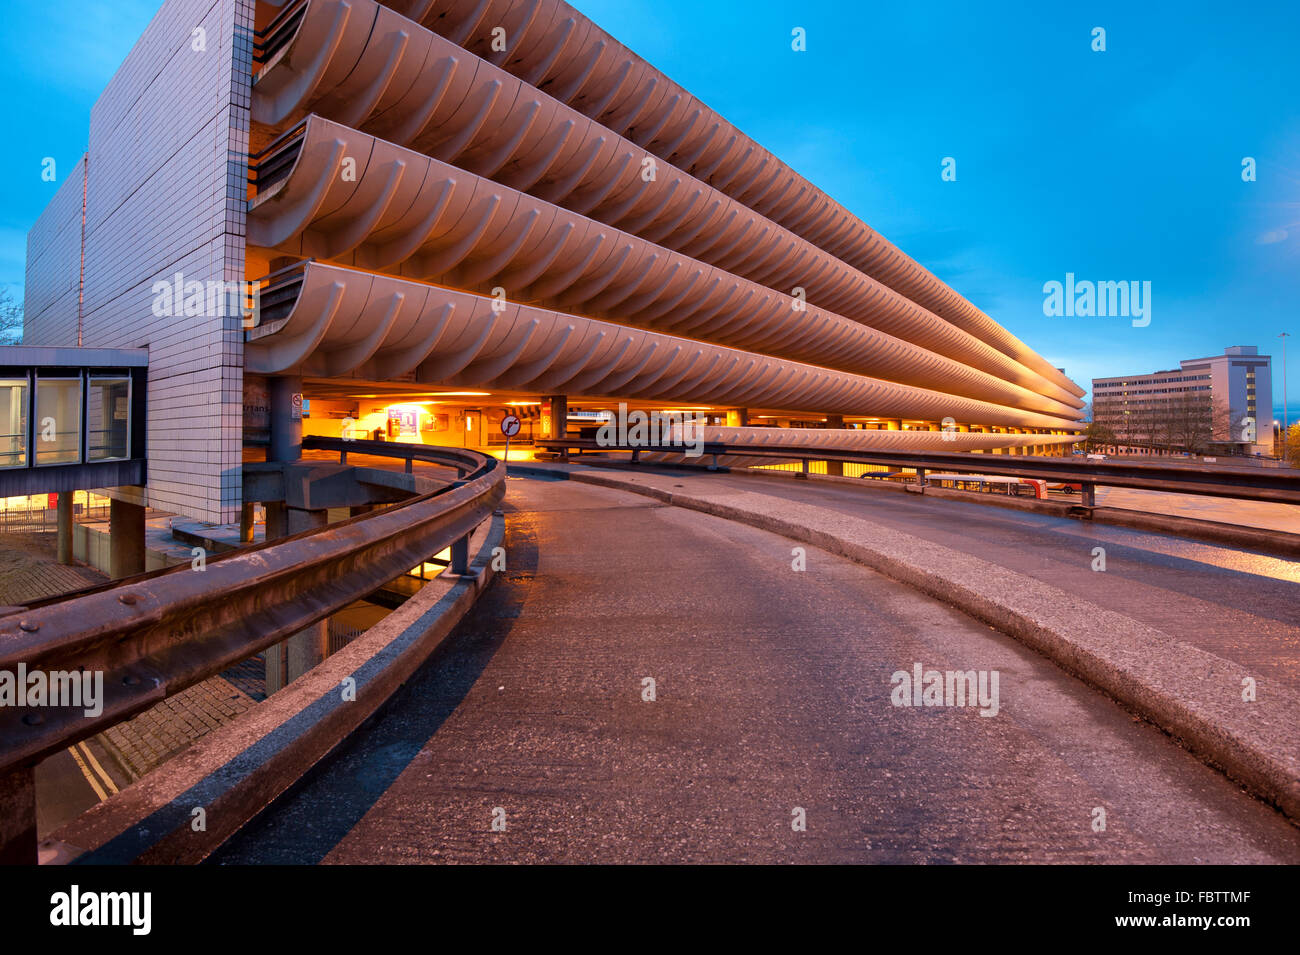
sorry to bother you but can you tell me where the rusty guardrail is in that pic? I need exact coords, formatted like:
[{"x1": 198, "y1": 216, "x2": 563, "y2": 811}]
[
  {"x1": 536, "y1": 439, "x2": 1300, "y2": 507},
  {"x1": 0, "y1": 440, "x2": 503, "y2": 863}
]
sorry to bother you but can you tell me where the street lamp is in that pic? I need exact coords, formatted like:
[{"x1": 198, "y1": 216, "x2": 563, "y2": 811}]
[{"x1": 1281, "y1": 332, "x2": 1291, "y2": 461}]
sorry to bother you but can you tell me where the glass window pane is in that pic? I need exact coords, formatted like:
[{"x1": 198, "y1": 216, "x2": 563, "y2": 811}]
[
  {"x1": 87, "y1": 376, "x2": 130, "y2": 461},
  {"x1": 0, "y1": 379, "x2": 28, "y2": 468},
  {"x1": 35, "y1": 378, "x2": 81, "y2": 465}
]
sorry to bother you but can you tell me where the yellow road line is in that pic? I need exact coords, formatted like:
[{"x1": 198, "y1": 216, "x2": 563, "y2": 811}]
[
  {"x1": 77, "y1": 741, "x2": 119, "y2": 795},
  {"x1": 67, "y1": 745, "x2": 107, "y2": 801}
]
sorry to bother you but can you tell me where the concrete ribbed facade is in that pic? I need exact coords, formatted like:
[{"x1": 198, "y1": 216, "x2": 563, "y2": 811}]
[{"x1": 26, "y1": 0, "x2": 1082, "y2": 522}]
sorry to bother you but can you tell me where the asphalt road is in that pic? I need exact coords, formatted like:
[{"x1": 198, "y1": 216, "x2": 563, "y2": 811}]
[
  {"x1": 673, "y1": 469, "x2": 1300, "y2": 691},
  {"x1": 213, "y1": 474, "x2": 1300, "y2": 863},
  {"x1": 35, "y1": 738, "x2": 129, "y2": 840}
]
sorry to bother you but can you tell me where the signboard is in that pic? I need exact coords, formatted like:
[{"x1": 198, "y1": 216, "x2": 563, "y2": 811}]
[
  {"x1": 387, "y1": 407, "x2": 419, "y2": 438},
  {"x1": 290, "y1": 392, "x2": 303, "y2": 420},
  {"x1": 500, "y1": 413, "x2": 521, "y2": 462}
]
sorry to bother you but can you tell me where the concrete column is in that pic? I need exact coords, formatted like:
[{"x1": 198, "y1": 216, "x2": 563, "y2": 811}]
[
  {"x1": 263, "y1": 504, "x2": 330, "y2": 694},
  {"x1": 264, "y1": 501, "x2": 288, "y2": 539},
  {"x1": 109, "y1": 497, "x2": 146, "y2": 579},
  {"x1": 285, "y1": 506, "x2": 329, "y2": 682},
  {"x1": 824, "y1": 414, "x2": 845, "y2": 475},
  {"x1": 541, "y1": 394, "x2": 568, "y2": 460},
  {"x1": 56, "y1": 492, "x2": 74, "y2": 565},
  {"x1": 264, "y1": 377, "x2": 328, "y2": 694},
  {"x1": 726, "y1": 408, "x2": 749, "y2": 428},
  {"x1": 886, "y1": 419, "x2": 901, "y2": 430},
  {"x1": 239, "y1": 501, "x2": 255, "y2": 543},
  {"x1": 540, "y1": 395, "x2": 568, "y2": 441},
  {"x1": 269, "y1": 375, "x2": 304, "y2": 464}
]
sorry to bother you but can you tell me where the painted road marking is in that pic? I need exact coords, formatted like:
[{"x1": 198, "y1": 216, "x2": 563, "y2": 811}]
[
  {"x1": 67, "y1": 744, "x2": 107, "y2": 801},
  {"x1": 77, "y1": 740, "x2": 119, "y2": 795}
]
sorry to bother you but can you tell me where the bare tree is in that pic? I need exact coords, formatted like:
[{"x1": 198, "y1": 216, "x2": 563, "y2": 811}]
[
  {"x1": 1286, "y1": 423, "x2": 1300, "y2": 468},
  {"x1": 0, "y1": 286, "x2": 22, "y2": 345}
]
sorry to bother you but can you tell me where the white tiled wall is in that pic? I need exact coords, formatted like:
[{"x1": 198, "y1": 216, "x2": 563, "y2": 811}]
[
  {"x1": 23, "y1": 154, "x2": 86, "y2": 346},
  {"x1": 23, "y1": 0, "x2": 253, "y2": 523}
]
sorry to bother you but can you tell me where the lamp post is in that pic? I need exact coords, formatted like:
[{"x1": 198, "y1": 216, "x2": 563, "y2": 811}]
[{"x1": 1281, "y1": 332, "x2": 1290, "y2": 461}]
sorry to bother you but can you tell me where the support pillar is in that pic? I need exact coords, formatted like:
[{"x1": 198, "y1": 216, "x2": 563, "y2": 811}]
[
  {"x1": 264, "y1": 375, "x2": 326, "y2": 694},
  {"x1": 56, "y1": 492, "x2": 74, "y2": 565},
  {"x1": 263, "y1": 505, "x2": 330, "y2": 693},
  {"x1": 541, "y1": 395, "x2": 568, "y2": 459},
  {"x1": 726, "y1": 408, "x2": 749, "y2": 428},
  {"x1": 284, "y1": 507, "x2": 329, "y2": 682},
  {"x1": 269, "y1": 375, "x2": 303, "y2": 464},
  {"x1": 109, "y1": 497, "x2": 146, "y2": 579},
  {"x1": 825, "y1": 414, "x2": 845, "y2": 475},
  {"x1": 239, "y1": 501, "x2": 255, "y2": 543}
]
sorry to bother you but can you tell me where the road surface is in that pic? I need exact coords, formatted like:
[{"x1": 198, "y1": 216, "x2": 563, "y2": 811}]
[{"x1": 213, "y1": 474, "x2": 1300, "y2": 863}]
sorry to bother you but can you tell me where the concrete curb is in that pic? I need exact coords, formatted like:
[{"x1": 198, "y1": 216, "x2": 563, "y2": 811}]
[
  {"x1": 555, "y1": 465, "x2": 1300, "y2": 824},
  {"x1": 42, "y1": 513, "x2": 506, "y2": 864}
]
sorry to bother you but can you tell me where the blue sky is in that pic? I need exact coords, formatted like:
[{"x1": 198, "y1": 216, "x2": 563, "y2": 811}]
[{"x1": 3, "y1": 0, "x2": 1298, "y2": 419}]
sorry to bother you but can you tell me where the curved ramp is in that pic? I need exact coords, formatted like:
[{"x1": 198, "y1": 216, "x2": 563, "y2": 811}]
[
  {"x1": 249, "y1": 115, "x2": 1082, "y2": 422},
  {"x1": 246, "y1": 261, "x2": 1082, "y2": 432}
]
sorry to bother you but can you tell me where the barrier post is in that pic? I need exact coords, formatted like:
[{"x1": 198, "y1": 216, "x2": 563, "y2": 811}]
[
  {"x1": 0, "y1": 766, "x2": 36, "y2": 864},
  {"x1": 450, "y1": 533, "x2": 470, "y2": 576}
]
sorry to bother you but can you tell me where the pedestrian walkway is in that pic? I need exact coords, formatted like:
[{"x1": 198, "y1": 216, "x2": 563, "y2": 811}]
[
  {"x1": 0, "y1": 535, "x2": 103, "y2": 603},
  {"x1": 100, "y1": 678, "x2": 257, "y2": 781},
  {"x1": 1094, "y1": 485, "x2": 1300, "y2": 533}
]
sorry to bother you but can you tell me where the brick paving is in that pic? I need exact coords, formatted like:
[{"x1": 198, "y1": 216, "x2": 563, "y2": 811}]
[
  {"x1": 0, "y1": 535, "x2": 105, "y2": 604},
  {"x1": 101, "y1": 677, "x2": 257, "y2": 780}
]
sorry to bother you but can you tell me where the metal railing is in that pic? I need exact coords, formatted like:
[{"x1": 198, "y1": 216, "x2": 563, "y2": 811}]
[
  {"x1": 0, "y1": 439, "x2": 503, "y2": 862},
  {"x1": 535, "y1": 438, "x2": 1300, "y2": 507}
]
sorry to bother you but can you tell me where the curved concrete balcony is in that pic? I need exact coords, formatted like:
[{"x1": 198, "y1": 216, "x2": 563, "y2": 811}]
[
  {"x1": 640, "y1": 426, "x2": 1076, "y2": 467},
  {"x1": 244, "y1": 261, "x2": 1082, "y2": 432},
  {"x1": 387, "y1": 0, "x2": 1083, "y2": 398},
  {"x1": 254, "y1": 0, "x2": 1082, "y2": 407},
  {"x1": 248, "y1": 115, "x2": 1083, "y2": 420}
]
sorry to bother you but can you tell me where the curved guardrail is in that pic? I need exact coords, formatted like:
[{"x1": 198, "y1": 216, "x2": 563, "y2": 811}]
[
  {"x1": 0, "y1": 439, "x2": 503, "y2": 863},
  {"x1": 537, "y1": 434, "x2": 1300, "y2": 505}
]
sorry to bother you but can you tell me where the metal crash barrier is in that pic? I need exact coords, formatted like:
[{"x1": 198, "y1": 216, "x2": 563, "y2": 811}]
[
  {"x1": 535, "y1": 437, "x2": 1300, "y2": 508},
  {"x1": 0, "y1": 439, "x2": 503, "y2": 863}
]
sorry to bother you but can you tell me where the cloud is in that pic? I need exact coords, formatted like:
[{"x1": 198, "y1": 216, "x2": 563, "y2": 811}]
[{"x1": 1257, "y1": 228, "x2": 1289, "y2": 245}]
